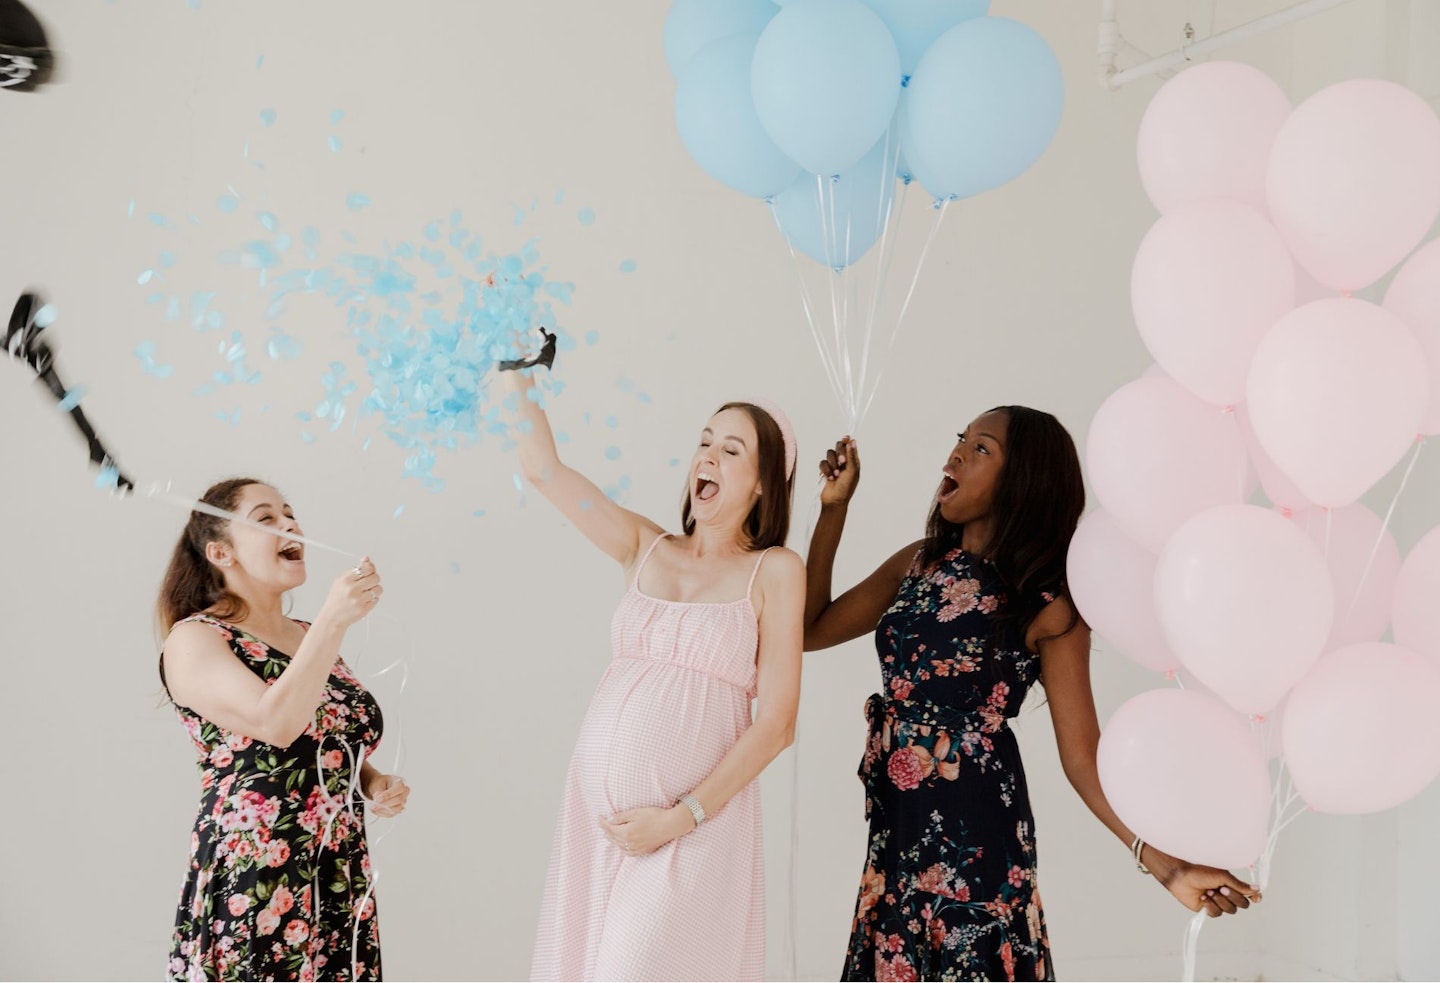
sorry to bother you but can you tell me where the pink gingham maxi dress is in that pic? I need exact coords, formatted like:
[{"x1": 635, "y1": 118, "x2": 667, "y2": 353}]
[{"x1": 530, "y1": 534, "x2": 771, "y2": 981}]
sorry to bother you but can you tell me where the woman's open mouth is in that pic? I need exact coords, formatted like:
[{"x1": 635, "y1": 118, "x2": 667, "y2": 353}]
[{"x1": 695, "y1": 471, "x2": 720, "y2": 502}]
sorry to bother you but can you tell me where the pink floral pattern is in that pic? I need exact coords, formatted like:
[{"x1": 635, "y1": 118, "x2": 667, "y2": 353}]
[
  {"x1": 165, "y1": 616, "x2": 384, "y2": 981},
  {"x1": 844, "y1": 549, "x2": 1053, "y2": 981}
]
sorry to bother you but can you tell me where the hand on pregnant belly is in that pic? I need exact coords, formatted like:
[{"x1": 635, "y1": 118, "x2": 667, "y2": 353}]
[{"x1": 600, "y1": 805, "x2": 693, "y2": 857}]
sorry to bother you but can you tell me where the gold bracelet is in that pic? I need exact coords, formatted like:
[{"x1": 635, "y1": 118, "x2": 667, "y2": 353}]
[{"x1": 1131, "y1": 835, "x2": 1151, "y2": 874}]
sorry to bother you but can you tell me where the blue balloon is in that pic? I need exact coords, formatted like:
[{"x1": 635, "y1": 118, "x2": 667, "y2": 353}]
[
  {"x1": 858, "y1": 0, "x2": 990, "y2": 74},
  {"x1": 771, "y1": 137, "x2": 899, "y2": 269},
  {"x1": 675, "y1": 34, "x2": 804, "y2": 198},
  {"x1": 752, "y1": 0, "x2": 902, "y2": 176},
  {"x1": 663, "y1": 0, "x2": 779, "y2": 77},
  {"x1": 900, "y1": 16, "x2": 1063, "y2": 200}
]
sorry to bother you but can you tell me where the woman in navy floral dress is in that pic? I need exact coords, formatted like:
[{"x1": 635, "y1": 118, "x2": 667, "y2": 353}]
[
  {"x1": 805, "y1": 408, "x2": 1260, "y2": 982},
  {"x1": 158, "y1": 479, "x2": 411, "y2": 981}
]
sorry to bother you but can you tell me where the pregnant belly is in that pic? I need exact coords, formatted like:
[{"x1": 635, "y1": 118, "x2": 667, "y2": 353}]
[{"x1": 574, "y1": 661, "x2": 749, "y2": 815}]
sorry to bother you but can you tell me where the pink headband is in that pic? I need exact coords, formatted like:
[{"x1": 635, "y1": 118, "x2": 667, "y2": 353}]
[{"x1": 750, "y1": 398, "x2": 796, "y2": 479}]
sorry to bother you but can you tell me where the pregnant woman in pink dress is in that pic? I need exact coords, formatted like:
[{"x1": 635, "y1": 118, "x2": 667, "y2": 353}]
[{"x1": 500, "y1": 341, "x2": 804, "y2": 981}]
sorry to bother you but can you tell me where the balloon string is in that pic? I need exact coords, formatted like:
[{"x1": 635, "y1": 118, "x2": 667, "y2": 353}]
[
  {"x1": 1179, "y1": 910, "x2": 1206, "y2": 982},
  {"x1": 1345, "y1": 436, "x2": 1425, "y2": 618},
  {"x1": 852, "y1": 126, "x2": 904, "y2": 435},
  {"x1": 767, "y1": 200, "x2": 848, "y2": 410},
  {"x1": 137, "y1": 483, "x2": 363, "y2": 559},
  {"x1": 783, "y1": 476, "x2": 831, "y2": 982},
  {"x1": 310, "y1": 608, "x2": 412, "y2": 982},
  {"x1": 817, "y1": 175, "x2": 856, "y2": 424},
  {"x1": 857, "y1": 198, "x2": 951, "y2": 425}
]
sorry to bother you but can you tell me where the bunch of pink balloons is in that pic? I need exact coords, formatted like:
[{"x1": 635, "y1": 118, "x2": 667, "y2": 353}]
[{"x1": 1078, "y1": 62, "x2": 1440, "y2": 871}]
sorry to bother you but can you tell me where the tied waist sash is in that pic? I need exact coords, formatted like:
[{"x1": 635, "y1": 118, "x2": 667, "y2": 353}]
[{"x1": 859, "y1": 693, "x2": 1013, "y2": 811}]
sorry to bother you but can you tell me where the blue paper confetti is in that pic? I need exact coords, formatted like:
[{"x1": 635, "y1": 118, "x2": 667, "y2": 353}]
[
  {"x1": 259, "y1": 108, "x2": 277, "y2": 127},
  {"x1": 330, "y1": 109, "x2": 344, "y2": 124},
  {"x1": 604, "y1": 446, "x2": 621, "y2": 460},
  {"x1": 57, "y1": 386, "x2": 88, "y2": 412},
  {"x1": 577, "y1": 207, "x2": 596, "y2": 226},
  {"x1": 256, "y1": 54, "x2": 264, "y2": 69},
  {"x1": 266, "y1": 329, "x2": 303, "y2": 361},
  {"x1": 393, "y1": 504, "x2": 405, "y2": 518},
  {"x1": 137, "y1": 192, "x2": 589, "y2": 493},
  {"x1": 328, "y1": 136, "x2": 343, "y2": 154},
  {"x1": 95, "y1": 465, "x2": 120, "y2": 489},
  {"x1": 619, "y1": 259, "x2": 637, "y2": 273},
  {"x1": 33, "y1": 304, "x2": 56, "y2": 328}
]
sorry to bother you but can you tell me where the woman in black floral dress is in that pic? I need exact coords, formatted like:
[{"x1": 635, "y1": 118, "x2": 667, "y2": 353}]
[
  {"x1": 158, "y1": 478, "x2": 410, "y2": 981},
  {"x1": 804, "y1": 408, "x2": 1260, "y2": 982}
]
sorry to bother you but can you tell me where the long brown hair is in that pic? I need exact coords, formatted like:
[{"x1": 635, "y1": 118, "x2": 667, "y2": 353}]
[
  {"x1": 681, "y1": 402, "x2": 795, "y2": 549},
  {"x1": 156, "y1": 478, "x2": 261, "y2": 690},
  {"x1": 920, "y1": 406, "x2": 1085, "y2": 651}
]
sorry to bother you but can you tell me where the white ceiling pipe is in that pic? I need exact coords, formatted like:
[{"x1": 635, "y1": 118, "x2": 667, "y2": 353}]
[{"x1": 1099, "y1": 0, "x2": 1358, "y2": 90}]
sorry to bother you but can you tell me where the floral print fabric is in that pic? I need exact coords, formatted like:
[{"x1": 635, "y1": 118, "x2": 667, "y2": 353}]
[
  {"x1": 165, "y1": 615, "x2": 384, "y2": 981},
  {"x1": 843, "y1": 549, "x2": 1053, "y2": 982}
]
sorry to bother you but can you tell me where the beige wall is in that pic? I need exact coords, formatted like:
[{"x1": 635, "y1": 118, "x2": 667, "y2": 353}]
[{"x1": 0, "y1": 1, "x2": 1434, "y2": 979}]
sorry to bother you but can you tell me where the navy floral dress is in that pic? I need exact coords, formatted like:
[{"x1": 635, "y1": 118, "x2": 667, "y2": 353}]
[
  {"x1": 844, "y1": 548, "x2": 1054, "y2": 982},
  {"x1": 166, "y1": 615, "x2": 384, "y2": 982}
]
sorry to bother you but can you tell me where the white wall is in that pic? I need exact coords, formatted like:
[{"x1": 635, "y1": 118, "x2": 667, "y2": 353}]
[{"x1": 0, "y1": 2, "x2": 1435, "y2": 980}]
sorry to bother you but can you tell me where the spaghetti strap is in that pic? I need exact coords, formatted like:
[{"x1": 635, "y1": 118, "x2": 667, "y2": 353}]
[
  {"x1": 745, "y1": 547, "x2": 776, "y2": 600},
  {"x1": 632, "y1": 532, "x2": 671, "y2": 589}
]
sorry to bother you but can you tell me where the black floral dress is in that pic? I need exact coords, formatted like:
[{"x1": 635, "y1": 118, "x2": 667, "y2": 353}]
[
  {"x1": 843, "y1": 549, "x2": 1054, "y2": 982},
  {"x1": 166, "y1": 615, "x2": 384, "y2": 982}
]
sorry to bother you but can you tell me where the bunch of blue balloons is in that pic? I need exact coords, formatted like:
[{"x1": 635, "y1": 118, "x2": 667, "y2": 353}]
[{"x1": 668, "y1": 0, "x2": 1064, "y2": 268}]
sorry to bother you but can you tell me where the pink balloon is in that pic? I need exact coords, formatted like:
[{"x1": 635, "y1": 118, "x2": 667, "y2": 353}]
[
  {"x1": 1283, "y1": 643, "x2": 1440, "y2": 814},
  {"x1": 1266, "y1": 79, "x2": 1440, "y2": 291},
  {"x1": 1098, "y1": 688, "x2": 1270, "y2": 869},
  {"x1": 1293, "y1": 263, "x2": 1335, "y2": 306},
  {"x1": 1136, "y1": 61, "x2": 1291, "y2": 215},
  {"x1": 1235, "y1": 403, "x2": 1312, "y2": 513},
  {"x1": 1155, "y1": 504, "x2": 1333, "y2": 715},
  {"x1": 1087, "y1": 377, "x2": 1248, "y2": 552},
  {"x1": 1067, "y1": 509, "x2": 1178, "y2": 674},
  {"x1": 1393, "y1": 524, "x2": 1440, "y2": 666},
  {"x1": 1288, "y1": 504, "x2": 1400, "y2": 651},
  {"x1": 1383, "y1": 237, "x2": 1440, "y2": 434},
  {"x1": 1134, "y1": 365, "x2": 1261, "y2": 500},
  {"x1": 1247, "y1": 298, "x2": 1430, "y2": 507},
  {"x1": 1131, "y1": 201, "x2": 1295, "y2": 406}
]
